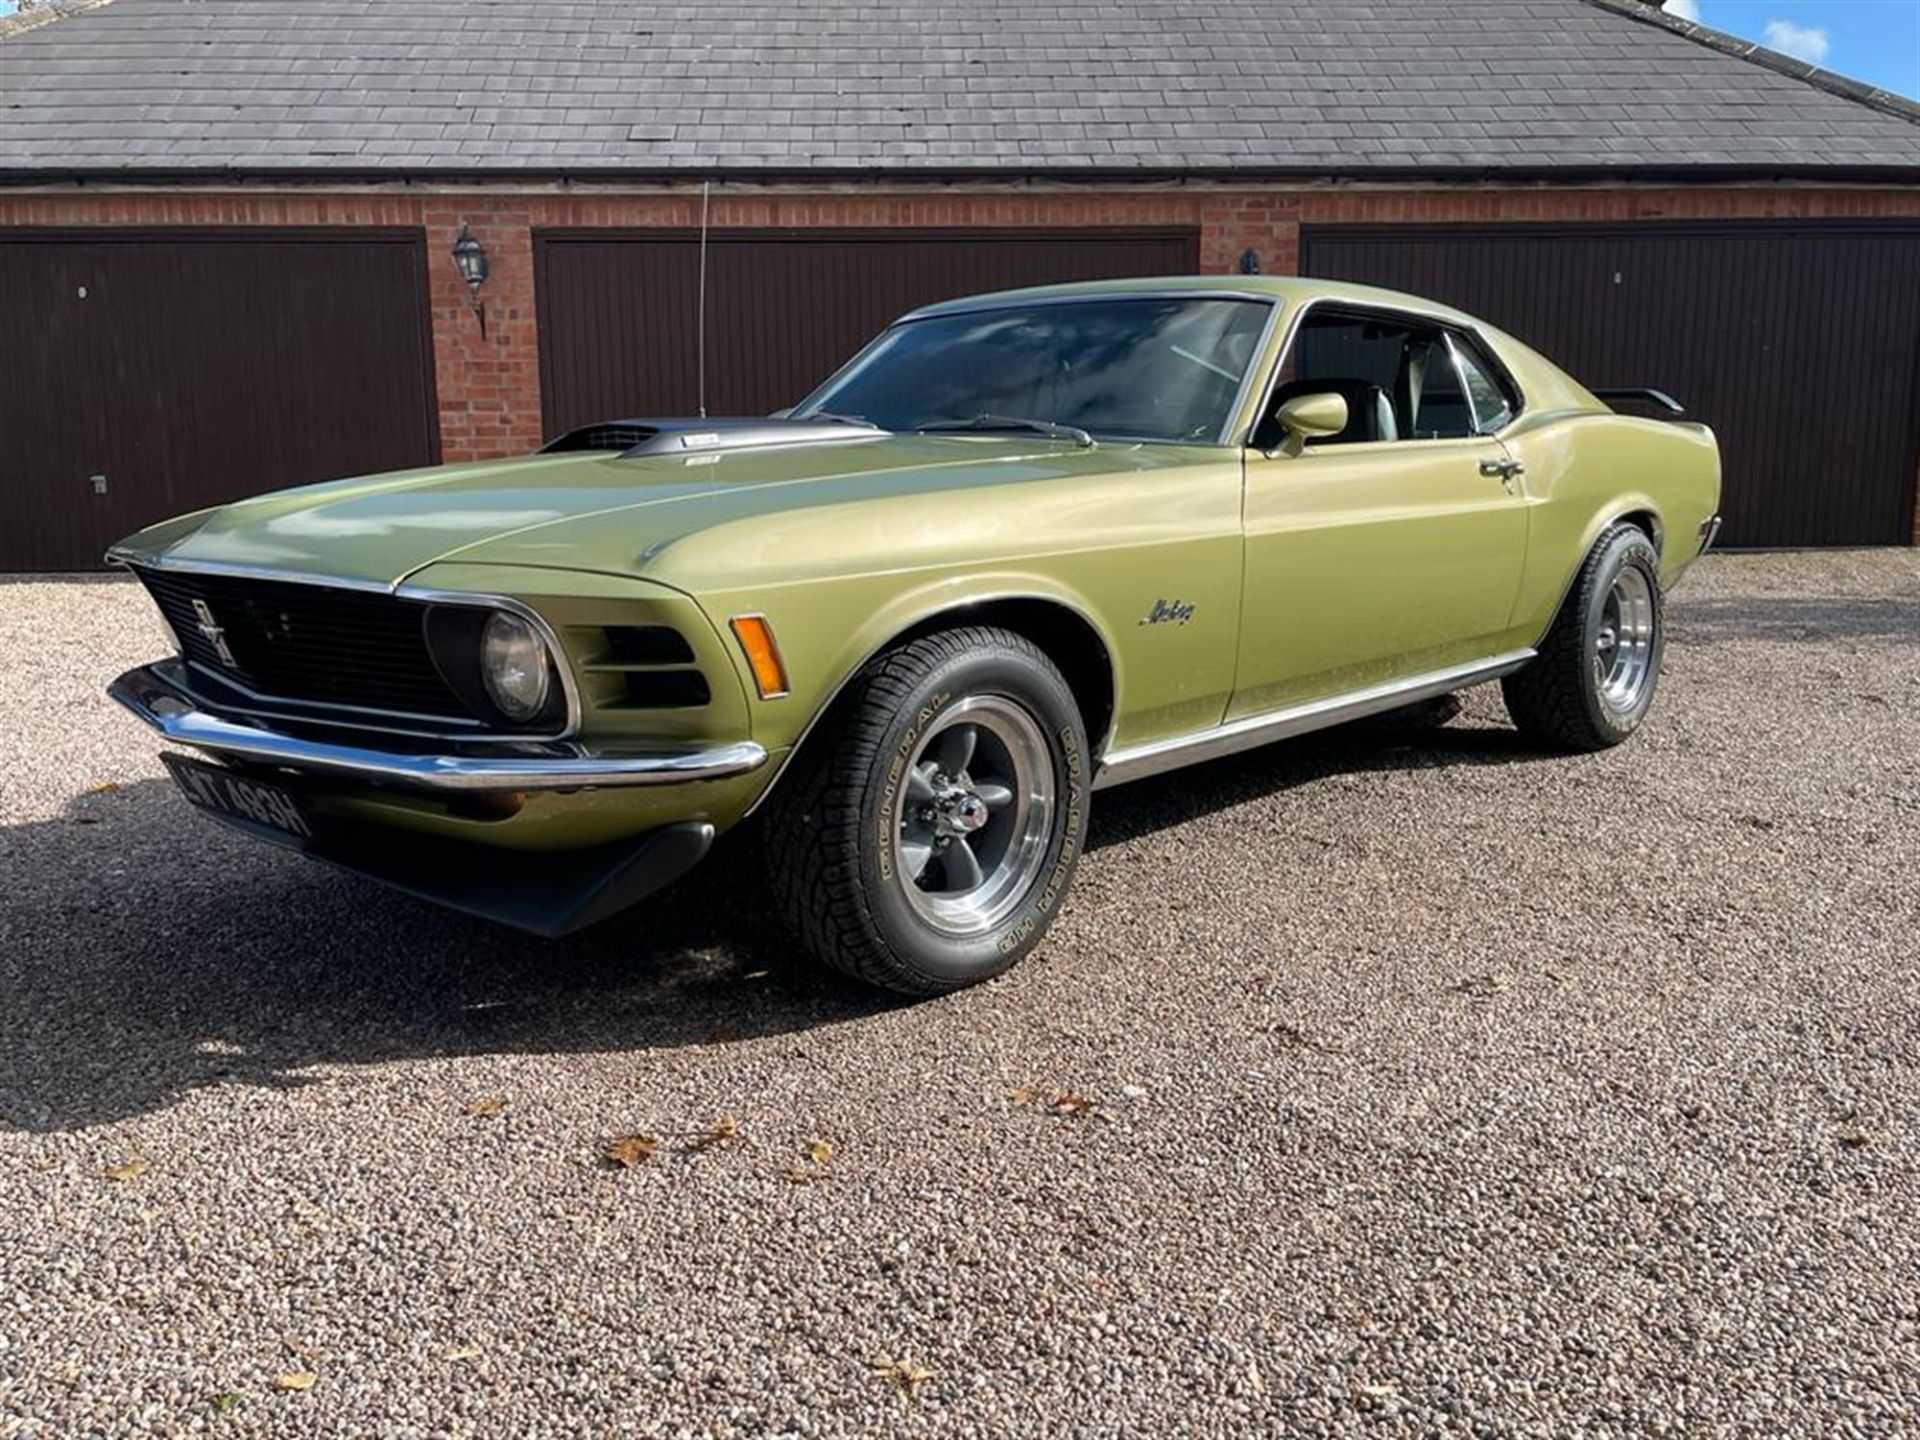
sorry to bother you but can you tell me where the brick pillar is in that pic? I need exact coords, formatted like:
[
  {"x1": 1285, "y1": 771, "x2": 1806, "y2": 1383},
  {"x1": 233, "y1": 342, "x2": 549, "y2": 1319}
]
[
  {"x1": 423, "y1": 207, "x2": 545, "y2": 463},
  {"x1": 1198, "y1": 193, "x2": 1303, "y2": 276}
]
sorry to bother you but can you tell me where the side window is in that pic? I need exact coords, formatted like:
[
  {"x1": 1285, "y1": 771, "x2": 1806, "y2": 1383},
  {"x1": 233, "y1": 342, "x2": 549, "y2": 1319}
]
[
  {"x1": 1409, "y1": 342, "x2": 1474, "y2": 440},
  {"x1": 1450, "y1": 333, "x2": 1516, "y2": 434},
  {"x1": 1258, "y1": 307, "x2": 1491, "y2": 448}
]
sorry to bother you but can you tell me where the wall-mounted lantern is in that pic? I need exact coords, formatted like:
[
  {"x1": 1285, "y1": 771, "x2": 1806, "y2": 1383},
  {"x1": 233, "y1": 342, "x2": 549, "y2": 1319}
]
[
  {"x1": 451, "y1": 224, "x2": 490, "y2": 337},
  {"x1": 1238, "y1": 247, "x2": 1261, "y2": 276}
]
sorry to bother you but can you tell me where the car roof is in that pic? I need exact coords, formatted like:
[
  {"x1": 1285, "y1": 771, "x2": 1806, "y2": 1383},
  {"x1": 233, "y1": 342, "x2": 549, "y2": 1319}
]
[
  {"x1": 900, "y1": 274, "x2": 1487, "y2": 329},
  {"x1": 894, "y1": 273, "x2": 1612, "y2": 421}
]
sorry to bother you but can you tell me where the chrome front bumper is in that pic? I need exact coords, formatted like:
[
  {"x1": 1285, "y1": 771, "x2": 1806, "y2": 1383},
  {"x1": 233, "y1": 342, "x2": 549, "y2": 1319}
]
[{"x1": 109, "y1": 662, "x2": 768, "y2": 793}]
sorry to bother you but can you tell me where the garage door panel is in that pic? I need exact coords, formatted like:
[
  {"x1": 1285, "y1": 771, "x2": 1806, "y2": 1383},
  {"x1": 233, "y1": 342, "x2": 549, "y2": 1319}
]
[
  {"x1": 0, "y1": 231, "x2": 439, "y2": 571},
  {"x1": 1, "y1": 246, "x2": 96, "y2": 571},
  {"x1": 1302, "y1": 222, "x2": 1920, "y2": 548},
  {"x1": 535, "y1": 228, "x2": 1202, "y2": 437}
]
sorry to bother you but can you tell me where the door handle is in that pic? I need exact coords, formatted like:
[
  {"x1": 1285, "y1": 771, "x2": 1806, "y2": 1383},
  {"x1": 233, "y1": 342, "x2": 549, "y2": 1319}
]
[{"x1": 1479, "y1": 458, "x2": 1525, "y2": 480}]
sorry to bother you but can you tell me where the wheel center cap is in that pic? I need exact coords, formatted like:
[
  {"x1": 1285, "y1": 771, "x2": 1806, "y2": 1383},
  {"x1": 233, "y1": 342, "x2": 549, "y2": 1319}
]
[{"x1": 948, "y1": 794, "x2": 990, "y2": 834}]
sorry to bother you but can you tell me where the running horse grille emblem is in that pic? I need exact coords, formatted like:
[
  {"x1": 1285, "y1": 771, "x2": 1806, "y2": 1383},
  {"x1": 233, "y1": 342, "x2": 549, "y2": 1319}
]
[{"x1": 189, "y1": 598, "x2": 238, "y2": 668}]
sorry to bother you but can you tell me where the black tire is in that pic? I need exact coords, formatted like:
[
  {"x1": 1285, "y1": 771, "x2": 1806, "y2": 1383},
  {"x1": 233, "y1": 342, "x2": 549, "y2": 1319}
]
[
  {"x1": 1502, "y1": 522, "x2": 1664, "y2": 751},
  {"x1": 762, "y1": 626, "x2": 1089, "y2": 996}
]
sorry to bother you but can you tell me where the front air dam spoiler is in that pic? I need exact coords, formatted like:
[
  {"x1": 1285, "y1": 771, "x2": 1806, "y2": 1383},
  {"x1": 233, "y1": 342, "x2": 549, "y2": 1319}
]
[{"x1": 184, "y1": 795, "x2": 714, "y2": 937}]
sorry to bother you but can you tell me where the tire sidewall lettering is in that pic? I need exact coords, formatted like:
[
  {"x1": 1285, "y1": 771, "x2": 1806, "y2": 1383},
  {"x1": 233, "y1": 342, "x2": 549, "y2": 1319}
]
[
  {"x1": 996, "y1": 723, "x2": 1088, "y2": 954},
  {"x1": 875, "y1": 689, "x2": 952, "y2": 883}
]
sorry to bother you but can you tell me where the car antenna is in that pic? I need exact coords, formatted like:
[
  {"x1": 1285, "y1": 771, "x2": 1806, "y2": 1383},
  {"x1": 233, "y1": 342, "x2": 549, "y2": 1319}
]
[{"x1": 696, "y1": 177, "x2": 711, "y2": 419}]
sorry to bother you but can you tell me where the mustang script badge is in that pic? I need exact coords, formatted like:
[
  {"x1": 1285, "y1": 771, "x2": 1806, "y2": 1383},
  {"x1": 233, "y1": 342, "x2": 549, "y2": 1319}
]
[{"x1": 1139, "y1": 598, "x2": 1196, "y2": 627}]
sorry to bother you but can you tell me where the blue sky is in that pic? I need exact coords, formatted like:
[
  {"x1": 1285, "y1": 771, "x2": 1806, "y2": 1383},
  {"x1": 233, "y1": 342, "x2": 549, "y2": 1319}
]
[
  {"x1": 1666, "y1": 0, "x2": 1920, "y2": 98},
  {"x1": 1, "y1": 0, "x2": 1915, "y2": 98}
]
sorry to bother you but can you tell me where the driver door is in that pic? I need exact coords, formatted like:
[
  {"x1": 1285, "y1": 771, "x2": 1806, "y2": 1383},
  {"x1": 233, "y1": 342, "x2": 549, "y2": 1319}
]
[{"x1": 1228, "y1": 308, "x2": 1528, "y2": 720}]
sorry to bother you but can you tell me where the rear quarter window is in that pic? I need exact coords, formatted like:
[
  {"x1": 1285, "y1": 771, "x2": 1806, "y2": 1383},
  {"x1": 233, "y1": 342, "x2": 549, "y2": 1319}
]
[{"x1": 1450, "y1": 332, "x2": 1518, "y2": 433}]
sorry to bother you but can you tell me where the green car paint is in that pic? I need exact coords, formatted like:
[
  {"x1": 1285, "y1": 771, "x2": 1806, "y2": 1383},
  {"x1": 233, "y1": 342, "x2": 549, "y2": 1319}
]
[{"x1": 109, "y1": 276, "x2": 1721, "y2": 860}]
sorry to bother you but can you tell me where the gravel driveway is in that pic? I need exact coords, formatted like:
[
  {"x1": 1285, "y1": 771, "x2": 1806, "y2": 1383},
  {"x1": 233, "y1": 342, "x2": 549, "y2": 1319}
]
[{"x1": 2, "y1": 551, "x2": 1917, "y2": 1437}]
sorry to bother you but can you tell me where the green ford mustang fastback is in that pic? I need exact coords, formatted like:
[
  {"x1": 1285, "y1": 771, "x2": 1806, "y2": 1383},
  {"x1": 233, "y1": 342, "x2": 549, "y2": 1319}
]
[{"x1": 108, "y1": 276, "x2": 1720, "y2": 994}]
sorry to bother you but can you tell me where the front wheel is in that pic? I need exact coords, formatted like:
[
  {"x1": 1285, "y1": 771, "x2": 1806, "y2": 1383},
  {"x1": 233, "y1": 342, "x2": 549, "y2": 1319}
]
[
  {"x1": 763, "y1": 627, "x2": 1089, "y2": 996},
  {"x1": 1502, "y1": 522, "x2": 1664, "y2": 751}
]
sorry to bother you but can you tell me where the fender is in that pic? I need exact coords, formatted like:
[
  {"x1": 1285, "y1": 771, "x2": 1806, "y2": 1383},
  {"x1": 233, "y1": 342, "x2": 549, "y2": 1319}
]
[
  {"x1": 1523, "y1": 499, "x2": 1666, "y2": 649},
  {"x1": 736, "y1": 574, "x2": 1122, "y2": 817},
  {"x1": 1502, "y1": 404, "x2": 1715, "y2": 641}
]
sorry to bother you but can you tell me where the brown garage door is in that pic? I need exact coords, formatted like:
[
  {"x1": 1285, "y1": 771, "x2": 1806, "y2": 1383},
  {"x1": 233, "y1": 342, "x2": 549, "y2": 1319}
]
[
  {"x1": 0, "y1": 229, "x2": 439, "y2": 571},
  {"x1": 1302, "y1": 221, "x2": 1920, "y2": 548},
  {"x1": 534, "y1": 227, "x2": 1201, "y2": 438}
]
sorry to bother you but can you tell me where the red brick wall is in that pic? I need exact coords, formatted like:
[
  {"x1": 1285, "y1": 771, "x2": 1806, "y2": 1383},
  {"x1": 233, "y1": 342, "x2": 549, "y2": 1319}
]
[
  {"x1": 5, "y1": 182, "x2": 1920, "y2": 534},
  {"x1": 421, "y1": 205, "x2": 542, "y2": 461}
]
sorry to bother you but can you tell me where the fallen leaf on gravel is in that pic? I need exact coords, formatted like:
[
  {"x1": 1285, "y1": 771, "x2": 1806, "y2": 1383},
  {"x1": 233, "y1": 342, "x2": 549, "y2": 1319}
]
[
  {"x1": 87, "y1": 781, "x2": 122, "y2": 795},
  {"x1": 1453, "y1": 972, "x2": 1512, "y2": 998},
  {"x1": 804, "y1": 1137, "x2": 834, "y2": 1165},
  {"x1": 444, "y1": 1342, "x2": 484, "y2": 1362},
  {"x1": 687, "y1": 1114, "x2": 741, "y2": 1151},
  {"x1": 205, "y1": 1392, "x2": 246, "y2": 1414},
  {"x1": 101, "y1": 1159, "x2": 149, "y2": 1182},
  {"x1": 604, "y1": 1134, "x2": 660, "y2": 1168},
  {"x1": 1009, "y1": 1086, "x2": 1106, "y2": 1119},
  {"x1": 463, "y1": 1095, "x2": 506, "y2": 1118},
  {"x1": 271, "y1": 1372, "x2": 317, "y2": 1393},
  {"x1": 868, "y1": 1356, "x2": 936, "y2": 1400},
  {"x1": 1838, "y1": 1128, "x2": 1874, "y2": 1149}
]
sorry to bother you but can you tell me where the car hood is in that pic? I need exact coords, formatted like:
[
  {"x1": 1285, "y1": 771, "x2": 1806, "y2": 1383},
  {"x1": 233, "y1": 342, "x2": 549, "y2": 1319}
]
[{"x1": 115, "y1": 434, "x2": 1183, "y2": 589}]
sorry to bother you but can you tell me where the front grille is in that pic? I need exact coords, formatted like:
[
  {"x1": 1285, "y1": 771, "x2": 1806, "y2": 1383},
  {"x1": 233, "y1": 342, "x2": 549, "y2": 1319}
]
[{"x1": 134, "y1": 567, "x2": 474, "y2": 723}]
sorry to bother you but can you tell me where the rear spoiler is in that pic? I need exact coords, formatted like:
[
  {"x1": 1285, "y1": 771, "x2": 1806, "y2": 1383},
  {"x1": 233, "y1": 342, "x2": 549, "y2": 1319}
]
[{"x1": 1592, "y1": 387, "x2": 1686, "y2": 416}]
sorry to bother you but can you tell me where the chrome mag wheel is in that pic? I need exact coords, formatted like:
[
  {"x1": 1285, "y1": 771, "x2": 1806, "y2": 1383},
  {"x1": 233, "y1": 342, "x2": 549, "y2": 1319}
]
[
  {"x1": 1594, "y1": 565, "x2": 1657, "y2": 717},
  {"x1": 893, "y1": 695, "x2": 1056, "y2": 936}
]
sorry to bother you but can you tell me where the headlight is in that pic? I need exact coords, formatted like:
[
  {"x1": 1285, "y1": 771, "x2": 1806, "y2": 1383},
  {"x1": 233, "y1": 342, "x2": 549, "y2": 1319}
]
[{"x1": 480, "y1": 610, "x2": 552, "y2": 722}]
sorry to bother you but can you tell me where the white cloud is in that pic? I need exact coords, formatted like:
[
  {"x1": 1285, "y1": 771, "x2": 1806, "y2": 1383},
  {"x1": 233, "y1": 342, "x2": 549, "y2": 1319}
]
[
  {"x1": 1762, "y1": 18, "x2": 1831, "y2": 65},
  {"x1": 1664, "y1": 0, "x2": 1702, "y2": 21}
]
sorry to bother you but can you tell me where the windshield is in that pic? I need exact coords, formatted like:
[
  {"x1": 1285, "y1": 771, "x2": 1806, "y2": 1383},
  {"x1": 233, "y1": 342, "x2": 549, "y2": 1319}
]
[{"x1": 794, "y1": 296, "x2": 1271, "y2": 444}]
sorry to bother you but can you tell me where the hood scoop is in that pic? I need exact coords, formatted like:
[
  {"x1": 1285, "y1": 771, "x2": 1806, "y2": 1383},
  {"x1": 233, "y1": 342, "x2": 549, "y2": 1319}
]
[{"x1": 540, "y1": 416, "x2": 884, "y2": 459}]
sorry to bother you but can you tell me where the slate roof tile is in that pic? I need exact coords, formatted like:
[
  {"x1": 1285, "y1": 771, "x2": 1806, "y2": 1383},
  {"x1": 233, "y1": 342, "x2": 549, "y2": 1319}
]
[{"x1": 0, "y1": 0, "x2": 1914, "y2": 175}]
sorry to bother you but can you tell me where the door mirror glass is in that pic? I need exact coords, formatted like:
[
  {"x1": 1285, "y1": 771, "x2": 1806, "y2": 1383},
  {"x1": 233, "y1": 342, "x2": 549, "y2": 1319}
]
[{"x1": 1273, "y1": 391, "x2": 1349, "y2": 456}]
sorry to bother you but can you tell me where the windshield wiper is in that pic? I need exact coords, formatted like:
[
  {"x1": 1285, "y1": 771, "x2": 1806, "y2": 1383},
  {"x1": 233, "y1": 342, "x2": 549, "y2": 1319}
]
[{"x1": 913, "y1": 414, "x2": 1096, "y2": 449}]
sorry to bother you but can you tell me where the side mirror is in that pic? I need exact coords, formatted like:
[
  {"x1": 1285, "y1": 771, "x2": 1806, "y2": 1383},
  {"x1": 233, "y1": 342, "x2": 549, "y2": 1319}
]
[{"x1": 1272, "y1": 391, "x2": 1349, "y2": 457}]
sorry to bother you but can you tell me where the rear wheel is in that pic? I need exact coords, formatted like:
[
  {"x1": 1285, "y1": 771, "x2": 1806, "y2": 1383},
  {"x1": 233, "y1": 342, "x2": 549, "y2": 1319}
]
[
  {"x1": 1503, "y1": 522, "x2": 1664, "y2": 750},
  {"x1": 763, "y1": 627, "x2": 1088, "y2": 996}
]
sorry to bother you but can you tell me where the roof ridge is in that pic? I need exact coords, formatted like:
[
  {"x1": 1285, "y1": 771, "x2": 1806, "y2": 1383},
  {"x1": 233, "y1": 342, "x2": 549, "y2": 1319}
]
[
  {"x1": 1582, "y1": 0, "x2": 1920, "y2": 127},
  {"x1": 0, "y1": 0, "x2": 115, "y2": 42}
]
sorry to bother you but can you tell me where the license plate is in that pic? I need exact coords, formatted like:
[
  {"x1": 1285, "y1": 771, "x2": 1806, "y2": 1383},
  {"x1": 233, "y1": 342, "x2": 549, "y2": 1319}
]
[{"x1": 161, "y1": 753, "x2": 313, "y2": 841}]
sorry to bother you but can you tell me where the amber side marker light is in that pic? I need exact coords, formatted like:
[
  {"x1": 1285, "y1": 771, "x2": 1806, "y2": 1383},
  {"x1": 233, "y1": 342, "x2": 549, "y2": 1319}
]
[{"x1": 729, "y1": 614, "x2": 791, "y2": 699}]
